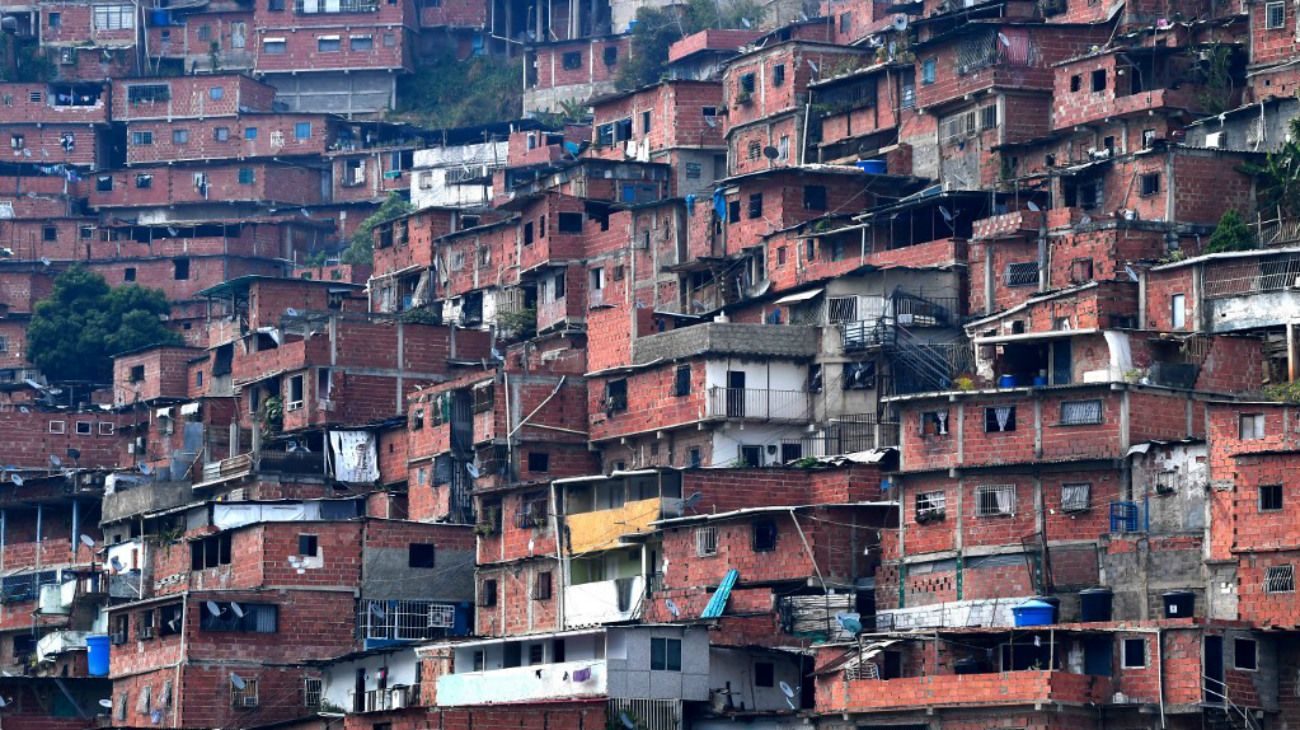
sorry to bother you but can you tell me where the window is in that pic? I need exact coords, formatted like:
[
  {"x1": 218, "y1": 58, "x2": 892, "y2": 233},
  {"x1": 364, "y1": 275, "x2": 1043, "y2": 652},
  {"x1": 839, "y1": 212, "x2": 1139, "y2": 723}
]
[
  {"x1": 137, "y1": 610, "x2": 155, "y2": 640},
  {"x1": 1240, "y1": 414, "x2": 1265, "y2": 440},
  {"x1": 748, "y1": 193, "x2": 763, "y2": 219},
  {"x1": 801, "y1": 184, "x2": 828, "y2": 210},
  {"x1": 43, "y1": 225, "x2": 57, "y2": 242},
  {"x1": 534, "y1": 571, "x2": 552, "y2": 600},
  {"x1": 1122, "y1": 638, "x2": 1146, "y2": 668},
  {"x1": 1069, "y1": 258, "x2": 1094, "y2": 284},
  {"x1": 562, "y1": 51, "x2": 582, "y2": 69},
  {"x1": 303, "y1": 678, "x2": 322, "y2": 709},
  {"x1": 695, "y1": 526, "x2": 718, "y2": 556},
  {"x1": 1070, "y1": 74, "x2": 1082, "y2": 92},
  {"x1": 752, "y1": 520, "x2": 777, "y2": 552},
  {"x1": 1265, "y1": 565, "x2": 1294, "y2": 593},
  {"x1": 839, "y1": 12, "x2": 850, "y2": 32},
  {"x1": 481, "y1": 579, "x2": 498, "y2": 606},
  {"x1": 527, "y1": 451, "x2": 550, "y2": 472},
  {"x1": 615, "y1": 119, "x2": 633, "y2": 142},
  {"x1": 1061, "y1": 483, "x2": 1091, "y2": 512},
  {"x1": 740, "y1": 445, "x2": 762, "y2": 468},
  {"x1": 172, "y1": 129, "x2": 189, "y2": 144},
  {"x1": 1143, "y1": 128, "x2": 1157, "y2": 148},
  {"x1": 1265, "y1": 1, "x2": 1285, "y2": 29},
  {"x1": 728, "y1": 199, "x2": 741, "y2": 223},
  {"x1": 471, "y1": 384, "x2": 494, "y2": 413},
  {"x1": 975, "y1": 485, "x2": 1015, "y2": 516},
  {"x1": 558, "y1": 212, "x2": 583, "y2": 233},
  {"x1": 1171, "y1": 293, "x2": 1186, "y2": 329},
  {"x1": 597, "y1": 123, "x2": 615, "y2": 146},
  {"x1": 755, "y1": 662, "x2": 775, "y2": 687},
  {"x1": 650, "y1": 638, "x2": 682, "y2": 671},
  {"x1": 246, "y1": 127, "x2": 259, "y2": 140},
  {"x1": 132, "y1": 131, "x2": 154, "y2": 146},
  {"x1": 96, "y1": 175, "x2": 113, "y2": 192},
  {"x1": 922, "y1": 58, "x2": 936, "y2": 84},
  {"x1": 208, "y1": 86, "x2": 224, "y2": 102},
  {"x1": 238, "y1": 167, "x2": 255, "y2": 185},
  {"x1": 197, "y1": 24, "x2": 211, "y2": 41},
  {"x1": 408, "y1": 543, "x2": 435, "y2": 568},
  {"x1": 985, "y1": 406, "x2": 1016, "y2": 432},
  {"x1": 128, "y1": 85, "x2": 169, "y2": 104},
  {"x1": 75, "y1": 421, "x2": 92, "y2": 435},
  {"x1": 1061, "y1": 399, "x2": 1103, "y2": 425},
  {"x1": 158, "y1": 604, "x2": 182, "y2": 636},
  {"x1": 916, "y1": 491, "x2": 946, "y2": 522},
  {"x1": 921, "y1": 410, "x2": 949, "y2": 436},
  {"x1": 294, "y1": 122, "x2": 312, "y2": 140},
  {"x1": 772, "y1": 63, "x2": 785, "y2": 87},
  {"x1": 688, "y1": 447, "x2": 702, "y2": 468},
  {"x1": 318, "y1": 36, "x2": 341, "y2": 51},
  {"x1": 739, "y1": 73, "x2": 756, "y2": 94},
  {"x1": 264, "y1": 39, "x2": 286, "y2": 53},
  {"x1": 1140, "y1": 173, "x2": 1160, "y2": 196},
  {"x1": 351, "y1": 34, "x2": 373, "y2": 51},
  {"x1": 1234, "y1": 638, "x2": 1258, "y2": 671},
  {"x1": 0, "y1": 336, "x2": 7, "y2": 354},
  {"x1": 231, "y1": 677, "x2": 259, "y2": 707},
  {"x1": 642, "y1": 110, "x2": 652, "y2": 134},
  {"x1": 1091, "y1": 69, "x2": 1106, "y2": 92},
  {"x1": 112, "y1": 614, "x2": 129, "y2": 644},
  {"x1": 124, "y1": 268, "x2": 136, "y2": 282},
  {"x1": 94, "y1": 4, "x2": 134, "y2": 30},
  {"x1": 603, "y1": 45, "x2": 618, "y2": 66},
  {"x1": 49, "y1": 421, "x2": 66, "y2": 434},
  {"x1": 1260, "y1": 484, "x2": 1283, "y2": 511},
  {"x1": 674, "y1": 365, "x2": 691, "y2": 397},
  {"x1": 523, "y1": 221, "x2": 534, "y2": 245},
  {"x1": 190, "y1": 533, "x2": 232, "y2": 569},
  {"x1": 297, "y1": 534, "x2": 318, "y2": 556},
  {"x1": 100, "y1": 422, "x2": 115, "y2": 435},
  {"x1": 1006, "y1": 261, "x2": 1039, "y2": 287},
  {"x1": 383, "y1": 32, "x2": 395, "y2": 46},
  {"x1": 48, "y1": 12, "x2": 61, "y2": 26}
]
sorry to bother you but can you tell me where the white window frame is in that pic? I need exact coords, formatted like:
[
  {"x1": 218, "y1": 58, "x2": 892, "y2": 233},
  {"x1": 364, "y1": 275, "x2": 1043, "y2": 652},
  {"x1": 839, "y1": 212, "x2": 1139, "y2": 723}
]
[
  {"x1": 1171, "y1": 293, "x2": 1186, "y2": 329},
  {"x1": 1265, "y1": 1, "x2": 1285, "y2": 29},
  {"x1": 1121, "y1": 638, "x2": 1147, "y2": 668},
  {"x1": 1265, "y1": 564, "x2": 1294, "y2": 593},
  {"x1": 93, "y1": 3, "x2": 134, "y2": 30},
  {"x1": 1240, "y1": 413, "x2": 1266, "y2": 440},
  {"x1": 695, "y1": 526, "x2": 718, "y2": 557}
]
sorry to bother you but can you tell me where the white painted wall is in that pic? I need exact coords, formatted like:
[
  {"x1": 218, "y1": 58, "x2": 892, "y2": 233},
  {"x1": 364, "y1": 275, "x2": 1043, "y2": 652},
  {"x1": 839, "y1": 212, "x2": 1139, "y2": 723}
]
[
  {"x1": 410, "y1": 142, "x2": 506, "y2": 209},
  {"x1": 321, "y1": 648, "x2": 420, "y2": 711}
]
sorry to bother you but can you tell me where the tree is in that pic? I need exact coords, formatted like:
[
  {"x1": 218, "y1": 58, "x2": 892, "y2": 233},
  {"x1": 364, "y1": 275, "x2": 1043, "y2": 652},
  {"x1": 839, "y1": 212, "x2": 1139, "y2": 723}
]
[
  {"x1": 615, "y1": 0, "x2": 767, "y2": 91},
  {"x1": 1205, "y1": 210, "x2": 1256, "y2": 254},
  {"x1": 340, "y1": 193, "x2": 414, "y2": 265},
  {"x1": 26, "y1": 266, "x2": 183, "y2": 384},
  {"x1": 1246, "y1": 117, "x2": 1300, "y2": 221}
]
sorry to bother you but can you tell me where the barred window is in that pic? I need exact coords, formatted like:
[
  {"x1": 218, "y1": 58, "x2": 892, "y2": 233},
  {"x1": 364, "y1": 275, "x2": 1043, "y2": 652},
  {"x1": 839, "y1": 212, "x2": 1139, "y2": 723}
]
[
  {"x1": 231, "y1": 677, "x2": 259, "y2": 707},
  {"x1": 1260, "y1": 484, "x2": 1283, "y2": 511},
  {"x1": 916, "y1": 491, "x2": 946, "y2": 522},
  {"x1": 1265, "y1": 565, "x2": 1294, "y2": 593},
  {"x1": 471, "y1": 383, "x2": 493, "y2": 413},
  {"x1": 1006, "y1": 261, "x2": 1039, "y2": 287},
  {"x1": 1061, "y1": 483, "x2": 1091, "y2": 512},
  {"x1": 1061, "y1": 399, "x2": 1103, "y2": 425},
  {"x1": 975, "y1": 485, "x2": 1015, "y2": 516},
  {"x1": 303, "y1": 678, "x2": 322, "y2": 709},
  {"x1": 695, "y1": 526, "x2": 718, "y2": 557}
]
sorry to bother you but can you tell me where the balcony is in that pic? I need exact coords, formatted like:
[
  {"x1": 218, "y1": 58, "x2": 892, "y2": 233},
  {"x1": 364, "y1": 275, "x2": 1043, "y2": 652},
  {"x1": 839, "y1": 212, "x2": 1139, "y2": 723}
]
[
  {"x1": 195, "y1": 453, "x2": 254, "y2": 488},
  {"x1": 632, "y1": 323, "x2": 819, "y2": 366},
  {"x1": 564, "y1": 577, "x2": 644, "y2": 628},
  {"x1": 973, "y1": 210, "x2": 1044, "y2": 241},
  {"x1": 350, "y1": 686, "x2": 418, "y2": 713},
  {"x1": 437, "y1": 660, "x2": 607, "y2": 706},
  {"x1": 818, "y1": 670, "x2": 1107, "y2": 714},
  {"x1": 35, "y1": 631, "x2": 89, "y2": 663},
  {"x1": 1200, "y1": 253, "x2": 1300, "y2": 333},
  {"x1": 705, "y1": 388, "x2": 812, "y2": 423}
]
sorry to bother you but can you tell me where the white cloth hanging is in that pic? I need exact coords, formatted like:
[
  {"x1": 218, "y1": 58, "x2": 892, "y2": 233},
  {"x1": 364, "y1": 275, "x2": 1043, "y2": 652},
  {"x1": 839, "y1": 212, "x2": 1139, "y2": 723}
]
[{"x1": 329, "y1": 430, "x2": 379, "y2": 483}]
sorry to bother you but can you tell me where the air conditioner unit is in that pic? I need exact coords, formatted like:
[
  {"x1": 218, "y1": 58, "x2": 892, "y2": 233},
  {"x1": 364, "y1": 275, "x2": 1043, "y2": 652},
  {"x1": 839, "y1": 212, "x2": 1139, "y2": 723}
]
[{"x1": 1205, "y1": 131, "x2": 1224, "y2": 148}]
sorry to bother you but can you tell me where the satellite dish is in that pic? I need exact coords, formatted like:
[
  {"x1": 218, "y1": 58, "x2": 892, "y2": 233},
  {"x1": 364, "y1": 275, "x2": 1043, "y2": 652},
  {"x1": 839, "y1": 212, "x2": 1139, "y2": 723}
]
[
  {"x1": 370, "y1": 602, "x2": 387, "y2": 620},
  {"x1": 230, "y1": 602, "x2": 244, "y2": 618},
  {"x1": 40, "y1": 257, "x2": 51, "y2": 266},
  {"x1": 998, "y1": 32, "x2": 1011, "y2": 47},
  {"x1": 98, "y1": 699, "x2": 114, "y2": 710},
  {"x1": 739, "y1": 17, "x2": 751, "y2": 27},
  {"x1": 762, "y1": 146, "x2": 779, "y2": 160},
  {"x1": 1079, "y1": 214, "x2": 1093, "y2": 225},
  {"x1": 466, "y1": 463, "x2": 481, "y2": 479},
  {"x1": 67, "y1": 448, "x2": 81, "y2": 460},
  {"x1": 1124, "y1": 264, "x2": 1140, "y2": 282},
  {"x1": 704, "y1": 115, "x2": 717, "y2": 128},
  {"x1": 11, "y1": 474, "x2": 22, "y2": 486},
  {"x1": 300, "y1": 208, "x2": 312, "y2": 218},
  {"x1": 1026, "y1": 200, "x2": 1041, "y2": 212},
  {"x1": 150, "y1": 709, "x2": 163, "y2": 725},
  {"x1": 892, "y1": 14, "x2": 908, "y2": 31},
  {"x1": 167, "y1": 617, "x2": 180, "y2": 632},
  {"x1": 0, "y1": 697, "x2": 7, "y2": 708},
  {"x1": 206, "y1": 601, "x2": 222, "y2": 616},
  {"x1": 17, "y1": 406, "x2": 29, "y2": 414},
  {"x1": 665, "y1": 598, "x2": 680, "y2": 618},
  {"x1": 166, "y1": 227, "x2": 179, "y2": 236},
  {"x1": 79, "y1": 534, "x2": 96, "y2": 548},
  {"x1": 49, "y1": 455, "x2": 62, "y2": 467},
  {"x1": 110, "y1": 556, "x2": 125, "y2": 572},
  {"x1": 806, "y1": 59, "x2": 819, "y2": 75},
  {"x1": 835, "y1": 611, "x2": 864, "y2": 635},
  {"x1": 139, "y1": 463, "x2": 152, "y2": 475},
  {"x1": 779, "y1": 681, "x2": 796, "y2": 698},
  {"x1": 619, "y1": 711, "x2": 637, "y2": 729},
  {"x1": 285, "y1": 308, "x2": 300, "y2": 317},
  {"x1": 938, "y1": 206, "x2": 954, "y2": 223},
  {"x1": 230, "y1": 673, "x2": 246, "y2": 690},
  {"x1": 682, "y1": 492, "x2": 702, "y2": 512}
]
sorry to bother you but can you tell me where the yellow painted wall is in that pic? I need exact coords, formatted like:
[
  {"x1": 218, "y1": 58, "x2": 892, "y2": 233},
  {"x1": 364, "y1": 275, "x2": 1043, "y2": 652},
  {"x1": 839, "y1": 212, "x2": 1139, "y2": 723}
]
[{"x1": 565, "y1": 498, "x2": 662, "y2": 554}]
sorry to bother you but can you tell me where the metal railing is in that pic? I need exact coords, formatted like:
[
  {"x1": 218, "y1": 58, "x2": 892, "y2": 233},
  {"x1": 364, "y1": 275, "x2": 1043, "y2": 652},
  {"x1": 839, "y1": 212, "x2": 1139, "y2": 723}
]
[
  {"x1": 1203, "y1": 255, "x2": 1300, "y2": 300},
  {"x1": 350, "y1": 686, "x2": 418, "y2": 713},
  {"x1": 294, "y1": 0, "x2": 378, "y2": 11},
  {"x1": 1202, "y1": 675, "x2": 1260, "y2": 730},
  {"x1": 784, "y1": 414, "x2": 900, "y2": 456},
  {"x1": 706, "y1": 387, "x2": 812, "y2": 422}
]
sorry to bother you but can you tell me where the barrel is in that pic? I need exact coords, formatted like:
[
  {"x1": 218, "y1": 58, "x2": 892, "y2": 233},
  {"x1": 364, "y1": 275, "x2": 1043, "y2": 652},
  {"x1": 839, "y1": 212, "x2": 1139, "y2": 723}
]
[
  {"x1": 1079, "y1": 588, "x2": 1113, "y2": 622},
  {"x1": 998, "y1": 374, "x2": 1017, "y2": 388},
  {"x1": 86, "y1": 634, "x2": 110, "y2": 676},
  {"x1": 1012, "y1": 598, "x2": 1056, "y2": 627},
  {"x1": 149, "y1": 8, "x2": 169, "y2": 25},
  {"x1": 1162, "y1": 590, "x2": 1195, "y2": 619}
]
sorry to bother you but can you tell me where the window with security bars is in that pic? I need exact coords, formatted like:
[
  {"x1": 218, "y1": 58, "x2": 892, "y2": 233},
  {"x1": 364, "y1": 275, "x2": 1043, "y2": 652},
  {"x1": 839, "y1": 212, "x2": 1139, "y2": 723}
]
[
  {"x1": 827, "y1": 296, "x2": 858, "y2": 324},
  {"x1": 231, "y1": 678, "x2": 259, "y2": 707},
  {"x1": 916, "y1": 491, "x2": 946, "y2": 522},
  {"x1": 975, "y1": 485, "x2": 1016, "y2": 516},
  {"x1": 471, "y1": 384, "x2": 494, "y2": 413},
  {"x1": 1265, "y1": 565, "x2": 1294, "y2": 593},
  {"x1": 1061, "y1": 400, "x2": 1103, "y2": 425},
  {"x1": 515, "y1": 495, "x2": 548, "y2": 529},
  {"x1": 303, "y1": 678, "x2": 322, "y2": 709},
  {"x1": 695, "y1": 526, "x2": 718, "y2": 557},
  {"x1": 1006, "y1": 261, "x2": 1039, "y2": 287},
  {"x1": 1061, "y1": 483, "x2": 1091, "y2": 512},
  {"x1": 362, "y1": 599, "x2": 457, "y2": 640}
]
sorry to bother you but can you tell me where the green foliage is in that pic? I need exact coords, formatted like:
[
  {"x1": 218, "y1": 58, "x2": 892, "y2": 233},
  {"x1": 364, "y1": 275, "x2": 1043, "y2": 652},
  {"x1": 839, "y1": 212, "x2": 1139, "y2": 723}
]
[
  {"x1": 1245, "y1": 118, "x2": 1300, "y2": 220},
  {"x1": 26, "y1": 266, "x2": 182, "y2": 384},
  {"x1": 1205, "y1": 210, "x2": 1256, "y2": 254},
  {"x1": 1192, "y1": 44, "x2": 1235, "y2": 115},
  {"x1": 496, "y1": 307, "x2": 537, "y2": 340},
  {"x1": 0, "y1": 37, "x2": 55, "y2": 82},
  {"x1": 534, "y1": 98, "x2": 591, "y2": 127},
  {"x1": 1261, "y1": 380, "x2": 1300, "y2": 403},
  {"x1": 399, "y1": 307, "x2": 442, "y2": 325},
  {"x1": 258, "y1": 396, "x2": 283, "y2": 438},
  {"x1": 394, "y1": 51, "x2": 522, "y2": 128},
  {"x1": 615, "y1": 0, "x2": 767, "y2": 91},
  {"x1": 341, "y1": 192, "x2": 414, "y2": 265}
]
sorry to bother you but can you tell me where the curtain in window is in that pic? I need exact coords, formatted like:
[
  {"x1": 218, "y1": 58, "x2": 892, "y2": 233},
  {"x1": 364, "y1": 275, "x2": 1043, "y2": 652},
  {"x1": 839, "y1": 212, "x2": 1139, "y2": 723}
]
[
  {"x1": 995, "y1": 407, "x2": 1012, "y2": 431},
  {"x1": 994, "y1": 487, "x2": 1013, "y2": 514}
]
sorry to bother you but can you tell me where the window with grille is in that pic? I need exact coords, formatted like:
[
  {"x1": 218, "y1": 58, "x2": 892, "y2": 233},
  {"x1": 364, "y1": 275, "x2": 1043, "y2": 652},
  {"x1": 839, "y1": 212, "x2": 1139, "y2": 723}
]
[
  {"x1": 231, "y1": 678, "x2": 259, "y2": 707},
  {"x1": 985, "y1": 406, "x2": 1016, "y2": 432},
  {"x1": 471, "y1": 383, "x2": 493, "y2": 413},
  {"x1": 94, "y1": 4, "x2": 135, "y2": 30},
  {"x1": 534, "y1": 571, "x2": 552, "y2": 600},
  {"x1": 827, "y1": 296, "x2": 858, "y2": 323},
  {"x1": 201, "y1": 603, "x2": 277, "y2": 633},
  {"x1": 916, "y1": 491, "x2": 946, "y2": 522},
  {"x1": 362, "y1": 599, "x2": 456, "y2": 640},
  {"x1": 1061, "y1": 483, "x2": 1091, "y2": 512},
  {"x1": 1006, "y1": 261, "x2": 1039, "y2": 287},
  {"x1": 975, "y1": 485, "x2": 1015, "y2": 516},
  {"x1": 1266, "y1": 565, "x2": 1294, "y2": 593},
  {"x1": 303, "y1": 678, "x2": 322, "y2": 709},
  {"x1": 1061, "y1": 399, "x2": 1103, "y2": 425},
  {"x1": 695, "y1": 526, "x2": 718, "y2": 556},
  {"x1": 1265, "y1": 1, "x2": 1285, "y2": 29},
  {"x1": 1140, "y1": 173, "x2": 1160, "y2": 196},
  {"x1": 1260, "y1": 484, "x2": 1283, "y2": 511},
  {"x1": 516, "y1": 495, "x2": 548, "y2": 528}
]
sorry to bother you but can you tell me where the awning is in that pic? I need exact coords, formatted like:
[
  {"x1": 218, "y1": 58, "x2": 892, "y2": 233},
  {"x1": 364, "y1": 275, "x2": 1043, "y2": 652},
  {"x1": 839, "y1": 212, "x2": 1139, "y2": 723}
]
[
  {"x1": 815, "y1": 639, "x2": 901, "y2": 675},
  {"x1": 774, "y1": 288, "x2": 824, "y2": 305}
]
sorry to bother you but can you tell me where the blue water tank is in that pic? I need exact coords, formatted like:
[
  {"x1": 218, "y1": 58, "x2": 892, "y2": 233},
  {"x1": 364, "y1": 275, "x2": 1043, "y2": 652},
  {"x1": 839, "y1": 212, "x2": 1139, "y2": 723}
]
[
  {"x1": 149, "y1": 8, "x2": 169, "y2": 25},
  {"x1": 86, "y1": 634, "x2": 110, "y2": 676},
  {"x1": 855, "y1": 160, "x2": 887, "y2": 174},
  {"x1": 998, "y1": 374, "x2": 1018, "y2": 388},
  {"x1": 1012, "y1": 599, "x2": 1056, "y2": 627}
]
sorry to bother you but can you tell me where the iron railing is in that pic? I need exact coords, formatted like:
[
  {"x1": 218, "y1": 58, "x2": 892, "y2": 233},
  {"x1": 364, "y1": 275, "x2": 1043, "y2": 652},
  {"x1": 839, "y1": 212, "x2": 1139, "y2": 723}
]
[{"x1": 706, "y1": 387, "x2": 812, "y2": 422}]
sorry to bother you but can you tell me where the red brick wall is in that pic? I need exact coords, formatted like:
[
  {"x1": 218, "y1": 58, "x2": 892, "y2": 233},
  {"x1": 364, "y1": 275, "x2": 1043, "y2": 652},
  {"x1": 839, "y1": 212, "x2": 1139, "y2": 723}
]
[
  {"x1": 112, "y1": 75, "x2": 276, "y2": 120},
  {"x1": 124, "y1": 114, "x2": 336, "y2": 165}
]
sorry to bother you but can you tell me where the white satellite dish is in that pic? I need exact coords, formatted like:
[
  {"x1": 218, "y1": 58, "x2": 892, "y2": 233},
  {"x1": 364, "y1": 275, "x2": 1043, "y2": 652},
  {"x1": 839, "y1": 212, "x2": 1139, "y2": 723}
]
[
  {"x1": 1026, "y1": 200, "x2": 1041, "y2": 212},
  {"x1": 938, "y1": 206, "x2": 954, "y2": 223},
  {"x1": 206, "y1": 601, "x2": 222, "y2": 616},
  {"x1": 892, "y1": 14, "x2": 908, "y2": 31},
  {"x1": 835, "y1": 611, "x2": 864, "y2": 635},
  {"x1": 665, "y1": 598, "x2": 680, "y2": 618},
  {"x1": 466, "y1": 463, "x2": 481, "y2": 479},
  {"x1": 779, "y1": 681, "x2": 796, "y2": 698},
  {"x1": 285, "y1": 308, "x2": 300, "y2": 317},
  {"x1": 230, "y1": 602, "x2": 244, "y2": 618},
  {"x1": 98, "y1": 699, "x2": 114, "y2": 710},
  {"x1": 110, "y1": 556, "x2": 125, "y2": 572},
  {"x1": 49, "y1": 455, "x2": 62, "y2": 468},
  {"x1": 1124, "y1": 264, "x2": 1140, "y2": 282},
  {"x1": 739, "y1": 17, "x2": 751, "y2": 27},
  {"x1": 139, "y1": 463, "x2": 152, "y2": 475},
  {"x1": 230, "y1": 673, "x2": 247, "y2": 690},
  {"x1": 80, "y1": 534, "x2": 96, "y2": 548},
  {"x1": 998, "y1": 32, "x2": 1011, "y2": 47},
  {"x1": 619, "y1": 711, "x2": 636, "y2": 729},
  {"x1": 0, "y1": 697, "x2": 8, "y2": 708},
  {"x1": 370, "y1": 603, "x2": 386, "y2": 620},
  {"x1": 11, "y1": 474, "x2": 22, "y2": 486}
]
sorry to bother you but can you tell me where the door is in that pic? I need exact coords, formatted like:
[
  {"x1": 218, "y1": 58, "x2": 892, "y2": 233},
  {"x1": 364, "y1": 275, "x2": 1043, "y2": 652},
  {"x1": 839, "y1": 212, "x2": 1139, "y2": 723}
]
[
  {"x1": 1204, "y1": 635, "x2": 1224, "y2": 705},
  {"x1": 1052, "y1": 340, "x2": 1072, "y2": 385},
  {"x1": 726, "y1": 371, "x2": 745, "y2": 417}
]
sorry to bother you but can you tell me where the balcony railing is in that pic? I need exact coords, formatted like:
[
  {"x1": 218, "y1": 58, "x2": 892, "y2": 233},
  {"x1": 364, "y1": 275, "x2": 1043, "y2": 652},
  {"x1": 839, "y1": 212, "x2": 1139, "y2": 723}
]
[
  {"x1": 295, "y1": 0, "x2": 378, "y2": 11},
  {"x1": 784, "y1": 415, "x2": 900, "y2": 456},
  {"x1": 437, "y1": 660, "x2": 607, "y2": 706},
  {"x1": 350, "y1": 686, "x2": 417, "y2": 713},
  {"x1": 706, "y1": 388, "x2": 812, "y2": 422},
  {"x1": 198, "y1": 453, "x2": 254, "y2": 485}
]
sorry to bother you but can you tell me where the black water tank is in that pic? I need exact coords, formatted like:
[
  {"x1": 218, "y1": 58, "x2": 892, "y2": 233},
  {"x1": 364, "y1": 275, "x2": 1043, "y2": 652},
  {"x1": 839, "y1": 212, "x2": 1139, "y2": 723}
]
[
  {"x1": 1079, "y1": 588, "x2": 1113, "y2": 622},
  {"x1": 1162, "y1": 590, "x2": 1195, "y2": 619}
]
